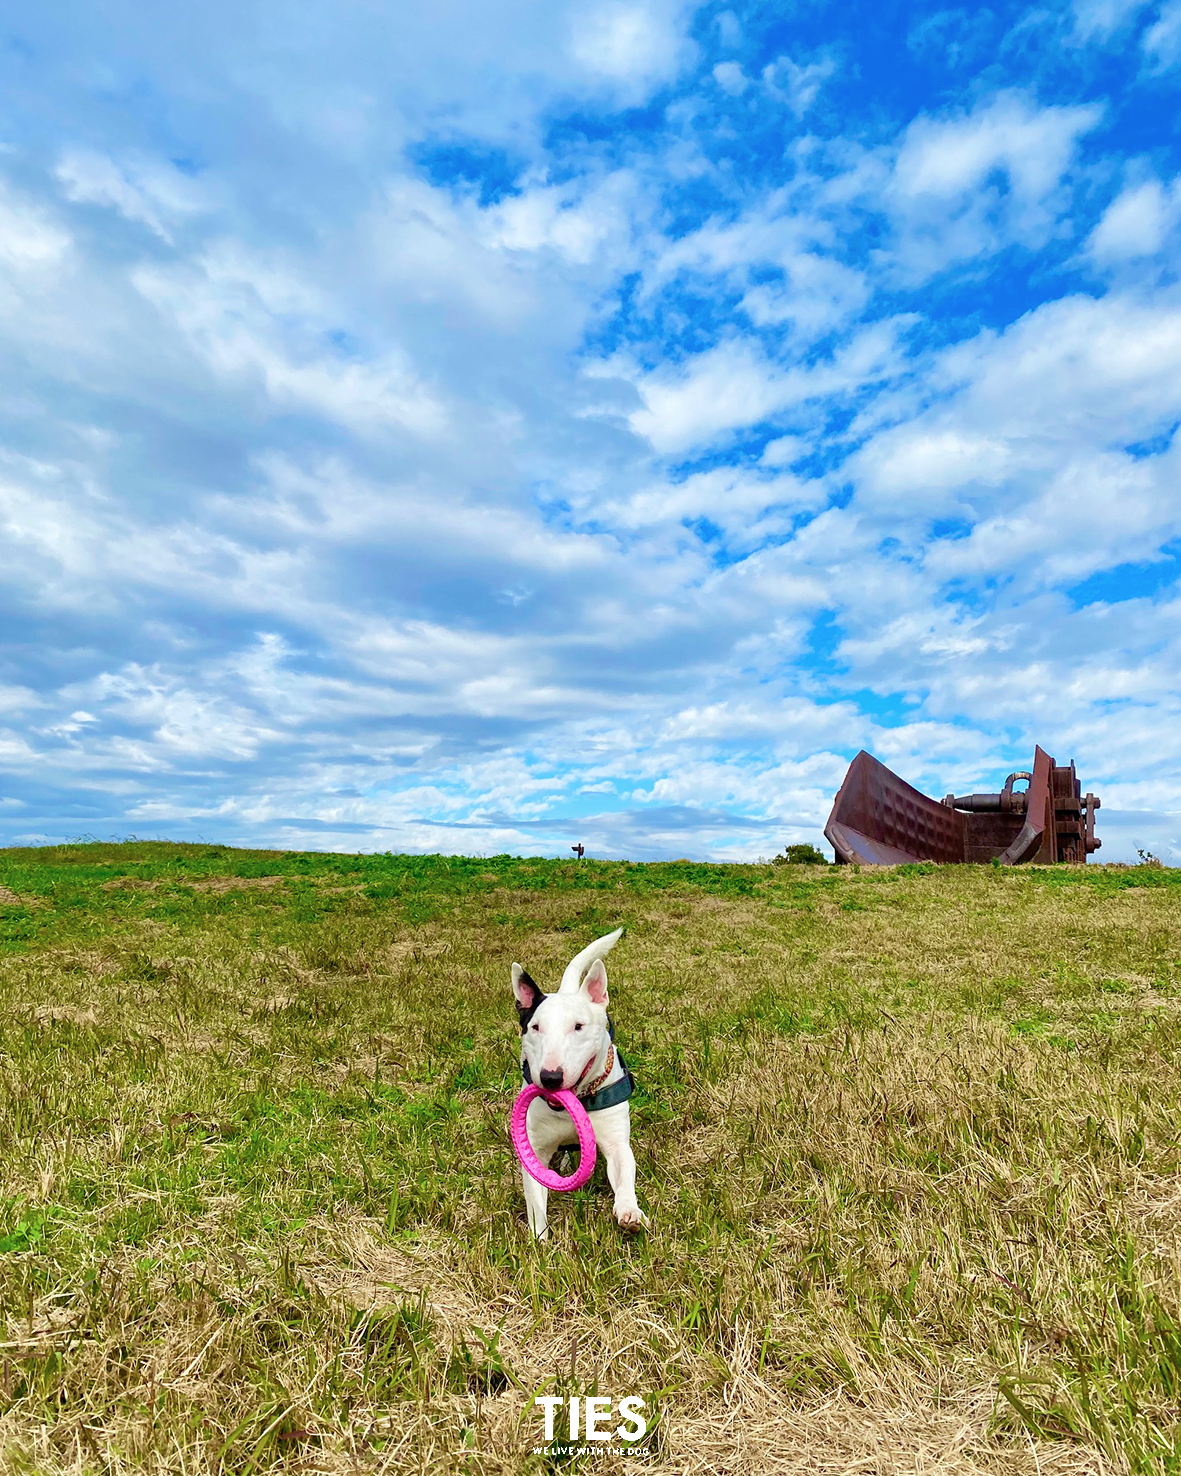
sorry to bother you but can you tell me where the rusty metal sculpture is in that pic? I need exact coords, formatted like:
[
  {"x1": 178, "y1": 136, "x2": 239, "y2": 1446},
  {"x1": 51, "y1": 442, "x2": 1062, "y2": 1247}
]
[{"x1": 824, "y1": 747, "x2": 1100, "y2": 866}]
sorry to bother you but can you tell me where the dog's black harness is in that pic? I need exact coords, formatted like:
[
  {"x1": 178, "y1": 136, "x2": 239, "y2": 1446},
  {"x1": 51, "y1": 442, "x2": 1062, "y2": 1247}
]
[{"x1": 521, "y1": 1017, "x2": 636, "y2": 1113}]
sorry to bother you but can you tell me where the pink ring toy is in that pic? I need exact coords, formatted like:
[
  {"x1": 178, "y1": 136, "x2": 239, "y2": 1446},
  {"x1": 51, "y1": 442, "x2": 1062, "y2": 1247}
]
[{"x1": 511, "y1": 1086, "x2": 597, "y2": 1191}]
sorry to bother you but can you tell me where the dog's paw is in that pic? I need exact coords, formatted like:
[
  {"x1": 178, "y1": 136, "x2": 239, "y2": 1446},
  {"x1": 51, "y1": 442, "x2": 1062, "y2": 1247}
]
[{"x1": 615, "y1": 1205, "x2": 648, "y2": 1233}]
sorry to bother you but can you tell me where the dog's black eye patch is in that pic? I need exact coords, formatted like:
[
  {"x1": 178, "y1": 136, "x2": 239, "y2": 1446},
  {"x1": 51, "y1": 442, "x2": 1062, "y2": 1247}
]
[{"x1": 515, "y1": 969, "x2": 548, "y2": 1033}]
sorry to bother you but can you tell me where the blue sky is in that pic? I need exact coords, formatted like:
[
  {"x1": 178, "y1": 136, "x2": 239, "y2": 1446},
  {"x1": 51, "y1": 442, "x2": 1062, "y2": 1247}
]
[{"x1": 2, "y1": 0, "x2": 1180, "y2": 862}]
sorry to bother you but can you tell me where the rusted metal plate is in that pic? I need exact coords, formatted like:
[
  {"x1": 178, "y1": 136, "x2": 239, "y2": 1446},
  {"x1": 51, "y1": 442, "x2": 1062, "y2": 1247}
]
[
  {"x1": 997, "y1": 746, "x2": 1052, "y2": 865},
  {"x1": 825, "y1": 746, "x2": 1100, "y2": 867},
  {"x1": 824, "y1": 751, "x2": 966, "y2": 865}
]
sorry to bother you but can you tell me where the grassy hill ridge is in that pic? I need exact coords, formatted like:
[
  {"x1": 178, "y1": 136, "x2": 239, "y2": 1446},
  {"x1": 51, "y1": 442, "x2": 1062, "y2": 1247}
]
[{"x1": 1, "y1": 843, "x2": 1179, "y2": 1473}]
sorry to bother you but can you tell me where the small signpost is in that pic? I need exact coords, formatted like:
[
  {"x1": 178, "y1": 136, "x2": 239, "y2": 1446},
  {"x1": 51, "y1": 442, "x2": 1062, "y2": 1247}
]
[{"x1": 571, "y1": 843, "x2": 585, "y2": 861}]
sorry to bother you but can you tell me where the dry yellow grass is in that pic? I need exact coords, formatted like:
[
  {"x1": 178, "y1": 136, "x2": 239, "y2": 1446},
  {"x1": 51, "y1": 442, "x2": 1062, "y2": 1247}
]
[{"x1": 0, "y1": 844, "x2": 1178, "y2": 1473}]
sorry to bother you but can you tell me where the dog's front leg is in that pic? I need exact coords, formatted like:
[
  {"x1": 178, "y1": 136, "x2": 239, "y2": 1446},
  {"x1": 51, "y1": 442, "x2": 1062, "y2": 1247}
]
[
  {"x1": 522, "y1": 1099, "x2": 559, "y2": 1240},
  {"x1": 522, "y1": 1164, "x2": 549, "y2": 1240},
  {"x1": 595, "y1": 1105, "x2": 647, "y2": 1231},
  {"x1": 605, "y1": 1139, "x2": 645, "y2": 1230}
]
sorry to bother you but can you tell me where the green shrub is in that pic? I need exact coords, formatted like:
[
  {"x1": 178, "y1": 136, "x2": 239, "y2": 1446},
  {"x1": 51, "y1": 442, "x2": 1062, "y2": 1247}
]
[{"x1": 775, "y1": 842, "x2": 830, "y2": 865}]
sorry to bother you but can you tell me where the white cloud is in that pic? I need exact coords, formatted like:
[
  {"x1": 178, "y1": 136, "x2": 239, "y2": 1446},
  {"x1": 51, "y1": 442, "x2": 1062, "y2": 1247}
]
[
  {"x1": 1144, "y1": 0, "x2": 1181, "y2": 66},
  {"x1": 629, "y1": 338, "x2": 791, "y2": 450},
  {"x1": 894, "y1": 95, "x2": 1100, "y2": 201},
  {"x1": 760, "y1": 435, "x2": 804, "y2": 467},
  {"x1": 924, "y1": 447, "x2": 1181, "y2": 585},
  {"x1": 853, "y1": 428, "x2": 1014, "y2": 515},
  {"x1": 842, "y1": 293, "x2": 1181, "y2": 603},
  {"x1": 627, "y1": 320, "x2": 908, "y2": 452},
  {"x1": 714, "y1": 10, "x2": 741, "y2": 48},
  {"x1": 712, "y1": 61, "x2": 748, "y2": 95},
  {"x1": 1070, "y1": 0, "x2": 1149, "y2": 40},
  {"x1": 55, "y1": 151, "x2": 206, "y2": 242},
  {"x1": 599, "y1": 462, "x2": 824, "y2": 531},
  {"x1": 636, "y1": 180, "x2": 874, "y2": 344},
  {"x1": 0, "y1": 685, "x2": 41, "y2": 716},
  {"x1": 2, "y1": 3, "x2": 1180, "y2": 867},
  {"x1": 132, "y1": 250, "x2": 449, "y2": 436},
  {"x1": 888, "y1": 94, "x2": 1102, "y2": 277},
  {"x1": 761, "y1": 53, "x2": 835, "y2": 115},
  {"x1": 91, "y1": 665, "x2": 287, "y2": 761},
  {"x1": 933, "y1": 294, "x2": 1181, "y2": 442},
  {"x1": 482, "y1": 174, "x2": 634, "y2": 266},
  {"x1": 740, "y1": 252, "x2": 869, "y2": 333},
  {"x1": 1089, "y1": 177, "x2": 1180, "y2": 262},
  {"x1": 0, "y1": 184, "x2": 70, "y2": 275},
  {"x1": 569, "y1": 2, "x2": 694, "y2": 94}
]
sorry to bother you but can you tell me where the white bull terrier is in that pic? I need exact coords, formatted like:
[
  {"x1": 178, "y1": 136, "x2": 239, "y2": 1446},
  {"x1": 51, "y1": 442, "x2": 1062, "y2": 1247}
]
[{"x1": 512, "y1": 927, "x2": 647, "y2": 1240}]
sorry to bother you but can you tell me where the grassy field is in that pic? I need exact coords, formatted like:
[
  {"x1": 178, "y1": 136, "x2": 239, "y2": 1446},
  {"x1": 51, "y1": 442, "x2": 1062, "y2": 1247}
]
[{"x1": 1, "y1": 842, "x2": 1179, "y2": 1475}]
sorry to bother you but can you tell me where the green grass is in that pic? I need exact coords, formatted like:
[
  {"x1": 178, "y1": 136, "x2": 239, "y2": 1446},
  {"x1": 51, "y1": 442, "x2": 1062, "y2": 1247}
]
[{"x1": 1, "y1": 842, "x2": 1179, "y2": 1473}]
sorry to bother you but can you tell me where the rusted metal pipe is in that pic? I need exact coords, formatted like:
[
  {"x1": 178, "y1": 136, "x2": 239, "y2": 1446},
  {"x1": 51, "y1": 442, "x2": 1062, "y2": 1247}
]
[
  {"x1": 944, "y1": 772, "x2": 1032, "y2": 813},
  {"x1": 949, "y1": 792, "x2": 1026, "y2": 813}
]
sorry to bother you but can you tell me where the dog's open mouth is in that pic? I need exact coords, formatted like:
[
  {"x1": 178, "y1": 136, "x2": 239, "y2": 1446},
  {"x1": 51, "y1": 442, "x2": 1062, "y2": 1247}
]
[{"x1": 538, "y1": 1056, "x2": 597, "y2": 1095}]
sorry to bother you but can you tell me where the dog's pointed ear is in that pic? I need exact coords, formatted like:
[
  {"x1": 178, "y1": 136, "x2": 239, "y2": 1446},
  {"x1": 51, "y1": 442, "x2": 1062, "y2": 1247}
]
[
  {"x1": 512, "y1": 964, "x2": 546, "y2": 1029},
  {"x1": 581, "y1": 959, "x2": 609, "y2": 1007}
]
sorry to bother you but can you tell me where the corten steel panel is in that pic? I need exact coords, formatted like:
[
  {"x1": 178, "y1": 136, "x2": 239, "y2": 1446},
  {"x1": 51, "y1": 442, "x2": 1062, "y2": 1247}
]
[
  {"x1": 826, "y1": 823, "x2": 937, "y2": 866},
  {"x1": 997, "y1": 746, "x2": 1054, "y2": 865},
  {"x1": 824, "y1": 750, "x2": 966, "y2": 866},
  {"x1": 1050, "y1": 761, "x2": 1086, "y2": 864},
  {"x1": 1084, "y1": 793, "x2": 1100, "y2": 855},
  {"x1": 963, "y1": 811, "x2": 1026, "y2": 864}
]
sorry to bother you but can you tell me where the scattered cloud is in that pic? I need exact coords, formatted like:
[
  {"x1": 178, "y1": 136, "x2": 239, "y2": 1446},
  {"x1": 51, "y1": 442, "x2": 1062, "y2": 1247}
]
[
  {"x1": 0, "y1": 182, "x2": 70, "y2": 275},
  {"x1": 1088, "y1": 175, "x2": 1181, "y2": 262},
  {"x1": 1144, "y1": 0, "x2": 1181, "y2": 67},
  {"x1": 1070, "y1": 0, "x2": 1149, "y2": 42},
  {"x1": 0, "y1": 1, "x2": 1178, "y2": 864},
  {"x1": 55, "y1": 151, "x2": 207, "y2": 242},
  {"x1": 569, "y1": 2, "x2": 696, "y2": 95},
  {"x1": 761, "y1": 53, "x2": 836, "y2": 115},
  {"x1": 887, "y1": 93, "x2": 1103, "y2": 278},
  {"x1": 713, "y1": 61, "x2": 749, "y2": 96}
]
